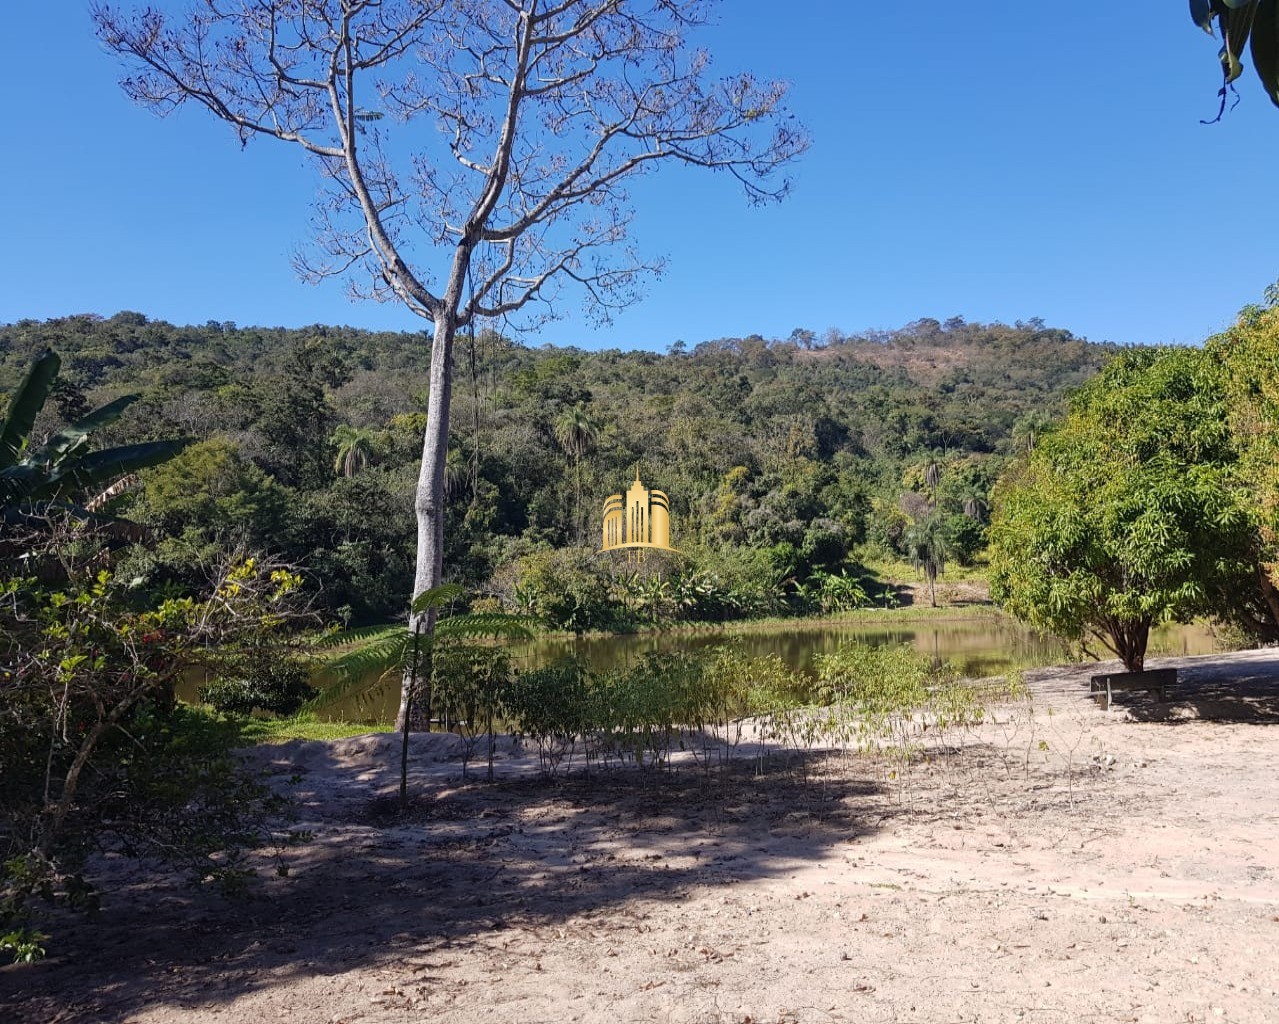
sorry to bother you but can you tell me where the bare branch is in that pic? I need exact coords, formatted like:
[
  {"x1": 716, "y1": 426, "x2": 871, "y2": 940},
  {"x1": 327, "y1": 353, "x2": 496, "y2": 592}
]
[{"x1": 94, "y1": 1, "x2": 806, "y2": 724}]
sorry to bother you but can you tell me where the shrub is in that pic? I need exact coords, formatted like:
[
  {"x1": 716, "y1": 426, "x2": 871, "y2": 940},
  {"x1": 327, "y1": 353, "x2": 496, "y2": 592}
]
[
  {"x1": 198, "y1": 652, "x2": 316, "y2": 716},
  {"x1": 500, "y1": 647, "x2": 809, "y2": 773},
  {"x1": 431, "y1": 642, "x2": 515, "y2": 778},
  {"x1": 0, "y1": 555, "x2": 310, "y2": 959},
  {"x1": 589, "y1": 652, "x2": 698, "y2": 768},
  {"x1": 503, "y1": 659, "x2": 592, "y2": 774},
  {"x1": 815, "y1": 642, "x2": 939, "y2": 715},
  {"x1": 508, "y1": 548, "x2": 625, "y2": 631},
  {"x1": 811, "y1": 641, "x2": 984, "y2": 762}
]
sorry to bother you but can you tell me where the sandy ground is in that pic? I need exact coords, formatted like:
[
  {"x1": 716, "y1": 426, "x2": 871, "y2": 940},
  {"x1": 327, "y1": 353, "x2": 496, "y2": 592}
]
[{"x1": 5, "y1": 650, "x2": 1279, "y2": 1024}]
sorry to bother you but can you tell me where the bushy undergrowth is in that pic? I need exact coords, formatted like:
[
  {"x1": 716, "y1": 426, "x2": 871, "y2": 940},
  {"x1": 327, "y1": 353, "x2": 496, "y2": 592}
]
[
  {"x1": 198, "y1": 648, "x2": 317, "y2": 716},
  {"x1": 0, "y1": 555, "x2": 311, "y2": 962},
  {"x1": 488, "y1": 641, "x2": 1001, "y2": 779}
]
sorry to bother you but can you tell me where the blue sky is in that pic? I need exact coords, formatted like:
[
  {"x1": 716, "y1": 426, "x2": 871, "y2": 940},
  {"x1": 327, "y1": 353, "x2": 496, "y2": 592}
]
[{"x1": 2, "y1": 2, "x2": 1277, "y2": 351}]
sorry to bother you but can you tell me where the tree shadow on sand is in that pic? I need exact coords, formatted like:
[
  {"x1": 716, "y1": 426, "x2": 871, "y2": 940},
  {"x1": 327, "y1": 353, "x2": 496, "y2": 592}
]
[
  {"x1": 1119, "y1": 654, "x2": 1279, "y2": 724},
  {"x1": 5, "y1": 746, "x2": 907, "y2": 1023}
]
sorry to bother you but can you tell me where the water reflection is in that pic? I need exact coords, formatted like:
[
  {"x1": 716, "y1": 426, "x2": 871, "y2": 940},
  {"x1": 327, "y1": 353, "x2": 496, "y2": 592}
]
[{"x1": 315, "y1": 616, "x2": 1219, "y2": 726}]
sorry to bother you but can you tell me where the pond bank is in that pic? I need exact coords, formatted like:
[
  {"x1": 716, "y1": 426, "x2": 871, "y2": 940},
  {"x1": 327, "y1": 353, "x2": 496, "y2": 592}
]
[
  {"x1": 551, "y1": 574, "x2": 996, "y2": 641},
  {"x1": 311, "y1": 612, "x2": 1219, "y2": 726},
  {"x1": 553, "y1": 601, "x2": 1003, "y2": 642}
]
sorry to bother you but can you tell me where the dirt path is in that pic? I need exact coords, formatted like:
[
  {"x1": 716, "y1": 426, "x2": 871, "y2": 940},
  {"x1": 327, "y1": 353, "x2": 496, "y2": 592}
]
[{"x1": 6, "y1": 651, "x2": 1279, "y2": 1024}]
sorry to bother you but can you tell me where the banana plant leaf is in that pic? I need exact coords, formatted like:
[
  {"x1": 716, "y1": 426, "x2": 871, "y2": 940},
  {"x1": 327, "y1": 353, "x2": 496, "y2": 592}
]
[
  {"x1": 29, "y1": 438, "x2": 192, "y2": 502},
  {"x1": 27, "y1": 394, "x2": 141, "y2": 467},
  {"x1": 1, "y1": 348, "x2": 191, "y2": 533},
  {"x1": 0, "y1": 349, "x2": 59, "y2": 470},
  {"x1": 1192, "y1": 1, "x2": 1279, "y2": 115},
  {"x1": 0, "y1": 464, "x2": 45, "y2": 510},
  {"x1": 1221, "y1": 0, "x2": 1259, "y2": 84}
]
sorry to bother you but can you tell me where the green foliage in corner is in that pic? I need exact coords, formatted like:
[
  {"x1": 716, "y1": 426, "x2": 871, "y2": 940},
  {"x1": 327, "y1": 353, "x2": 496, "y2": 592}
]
[
  {"x1": 988, "y1": 348, "x2": 1255, "y2": 671},
  {"x1": 1190, "y1": 1, "x2": 1279, "y2": 108}
]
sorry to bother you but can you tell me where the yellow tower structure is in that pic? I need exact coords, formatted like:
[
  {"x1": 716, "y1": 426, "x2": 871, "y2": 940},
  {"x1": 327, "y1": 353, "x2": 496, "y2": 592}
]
[{"x1": 601, "y1": 467, "x2": 677, "y2": 554}]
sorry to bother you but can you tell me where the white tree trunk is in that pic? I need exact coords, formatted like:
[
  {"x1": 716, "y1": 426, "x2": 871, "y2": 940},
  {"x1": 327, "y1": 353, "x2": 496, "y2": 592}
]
[{"x1": 395, "y1": 307, "x2": 458, "y2": 732}]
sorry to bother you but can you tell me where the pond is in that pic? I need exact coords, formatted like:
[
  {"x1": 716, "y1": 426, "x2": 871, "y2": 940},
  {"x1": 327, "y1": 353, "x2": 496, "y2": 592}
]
[{"x1": 313, "y1": 614, "x2": 1220, "y2": 726}]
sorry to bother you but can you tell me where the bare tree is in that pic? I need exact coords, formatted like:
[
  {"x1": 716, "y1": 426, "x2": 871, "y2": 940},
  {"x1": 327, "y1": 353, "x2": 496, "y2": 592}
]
[{"x1": 92, "y1": 0, "x2": 806, "y2": 729}]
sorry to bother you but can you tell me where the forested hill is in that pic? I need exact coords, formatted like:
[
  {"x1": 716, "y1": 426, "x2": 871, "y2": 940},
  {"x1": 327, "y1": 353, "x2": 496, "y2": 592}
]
[
  {"x1": 0, "y1": 313, "x2": 1114, "y2": 452},
  {"x1": 0, "y1": 312, "x2": 1121, "y2": 625}
]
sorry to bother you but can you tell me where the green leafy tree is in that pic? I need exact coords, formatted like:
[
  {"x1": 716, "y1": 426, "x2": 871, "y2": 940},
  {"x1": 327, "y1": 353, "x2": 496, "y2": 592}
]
[
  {"x1": 1206, "y1": 302, "x2": 1279, "y2": 639},
  {"x1": 298, "y1": 468, "x2": 417, "y2": 624},
  {"x1": 0, "y1": 314, "x2": 1123, "y2": 630},
  {"x1": 122, "y1": 439, "x2": 292, "y2": 593},
  {"x1": 989, "y1": 348, "x2": 1254, "y2": 672},
  {"x1": 503, "y1": 548, "x2": 623, "y2": 632},
  {"x1": 133, "y1": 438, "x2": 285, "y2": 538},
  {"x1": 250, "y1": 370, "x2": 334, "y2": 490}
]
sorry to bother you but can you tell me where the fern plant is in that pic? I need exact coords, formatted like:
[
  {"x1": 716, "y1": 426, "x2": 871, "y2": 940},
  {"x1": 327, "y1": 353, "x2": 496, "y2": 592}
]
[{"x1": 316, "y1": 584, "x2": 532, "y2": 805}]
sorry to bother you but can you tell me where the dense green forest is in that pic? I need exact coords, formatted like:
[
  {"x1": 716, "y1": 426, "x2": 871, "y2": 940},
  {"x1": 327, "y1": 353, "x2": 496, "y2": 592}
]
[{"x1": 0, "y1": 312, "x2": 1117, "y2": 628}]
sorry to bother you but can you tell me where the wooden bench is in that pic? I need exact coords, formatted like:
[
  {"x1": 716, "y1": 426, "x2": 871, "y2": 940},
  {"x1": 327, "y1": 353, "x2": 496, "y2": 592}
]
[{"x1": 1089, "y1": 668, "x2": 1177, "y2": 710}]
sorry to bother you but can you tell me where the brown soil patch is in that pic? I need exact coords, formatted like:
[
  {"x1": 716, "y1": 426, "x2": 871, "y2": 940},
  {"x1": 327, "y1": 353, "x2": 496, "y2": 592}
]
[
  {"x1": 894, "y1": 576, "x2": 991, "y2": 608},
  {"x1": 6, "y1": 651, "x2": 1279, "y2": 1024}
]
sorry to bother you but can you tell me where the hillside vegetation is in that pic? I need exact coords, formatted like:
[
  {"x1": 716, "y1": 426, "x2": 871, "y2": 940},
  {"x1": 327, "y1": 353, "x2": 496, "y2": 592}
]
[{"x1": 0, "y1": 313, "x2": 1117, "y2": 627}]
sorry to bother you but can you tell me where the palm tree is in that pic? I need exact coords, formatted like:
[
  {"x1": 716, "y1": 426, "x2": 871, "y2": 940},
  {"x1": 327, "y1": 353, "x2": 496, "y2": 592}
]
[
  {"x1": 923, "y1": 453, "x2": 943, "y2": 505},
  {"x1": 553, "y1": 404, "x2": 599, "y2": 544},
  {"x1": 1011, "y1": 412, "x2": 1051, "y2": 454},
  {"x1": 961, "y1": 491, "x2": 988, "y2": 524},
  {"x1": 904, "y1": 515, "x2": 949, "y2": 609},
  {"x1": 330, "y1": 424, "x2": 382, "y2": 478},
  {"x1": 2, "y1": 349, "x2": 189, "y2": 522},
  {"x1": 443, "y1": 445, "x2": 470, "y2": 501}
]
